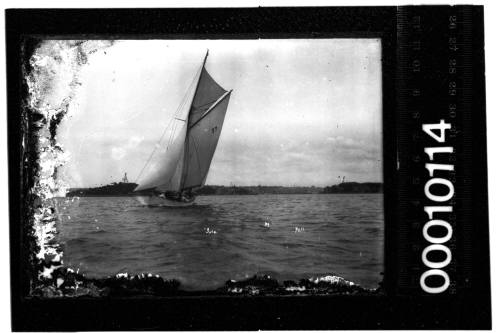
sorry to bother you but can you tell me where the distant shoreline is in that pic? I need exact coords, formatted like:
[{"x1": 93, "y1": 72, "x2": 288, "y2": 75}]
[{"x1": 66, "y1": 182, "x2": 382, "y2": 197}]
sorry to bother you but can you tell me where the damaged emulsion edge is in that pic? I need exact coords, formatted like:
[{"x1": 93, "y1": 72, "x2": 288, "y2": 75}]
[{"x1": 23, "y1": 39, "x2": 382, "y2": 298}]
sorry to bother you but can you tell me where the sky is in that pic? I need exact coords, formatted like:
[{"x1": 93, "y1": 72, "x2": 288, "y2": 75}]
[{"x1": 55, "y1": 39, "x2": 382, "y2": 187}]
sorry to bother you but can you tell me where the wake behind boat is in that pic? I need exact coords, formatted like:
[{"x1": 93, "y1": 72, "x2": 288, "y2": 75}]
[{"x1": 134, "y1": 51, "x2": 232, "y2": 206}]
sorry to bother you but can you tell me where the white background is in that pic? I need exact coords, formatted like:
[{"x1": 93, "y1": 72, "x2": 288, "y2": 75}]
[{"x1": 0, "y1": 0, "x2": 498, "y2": 331}]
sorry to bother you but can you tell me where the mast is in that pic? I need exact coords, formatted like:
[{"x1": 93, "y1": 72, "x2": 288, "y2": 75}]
[{"x1": 179, "y1": 50, "x2": 210, "y2": 191}]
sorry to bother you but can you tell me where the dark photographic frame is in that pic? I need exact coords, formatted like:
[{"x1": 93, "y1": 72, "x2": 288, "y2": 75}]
[{"x1": 7, "y1": 6, "x2": 489, "y2": 330}]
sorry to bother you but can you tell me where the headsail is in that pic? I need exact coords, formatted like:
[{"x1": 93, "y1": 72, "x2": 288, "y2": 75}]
[
  {"x1": 133, "y1": 118, "x2": 188, "y2": 192},
  {"x1": 135, "y1": 51, "x2": 231, "y2": 194}
]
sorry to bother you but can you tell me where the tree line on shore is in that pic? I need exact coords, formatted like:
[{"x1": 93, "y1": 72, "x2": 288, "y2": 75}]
[
  {"x1": 66, "y1": 182, "x2": 382, "y2": 197},
  {"x1": 196, "y1": 182, "x2": 382, "y2": 195}
]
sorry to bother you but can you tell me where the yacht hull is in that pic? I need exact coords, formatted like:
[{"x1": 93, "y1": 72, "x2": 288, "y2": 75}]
[{"x1": 134, "y1": 195, "x2": 196, "y2": 207}]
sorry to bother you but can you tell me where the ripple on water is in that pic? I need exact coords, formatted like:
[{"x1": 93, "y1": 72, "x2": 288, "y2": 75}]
[{"x1": 55, "y1": 194, "x2": 384, "y2": 289}]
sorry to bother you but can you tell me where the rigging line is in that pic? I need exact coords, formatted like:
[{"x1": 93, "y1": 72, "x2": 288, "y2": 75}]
[
  {"x1": 166, "y1": 75, "x2": 195, "y2": 149},
  {"x1": 168, "y1": 73, "x2": 196, "y2": 144},
  {"x1": 174, "y1": 79, "x2": 191, "y2": 116},
  {"x1": 169, "y1": 65, "x2": 200, "y2": 125},
  {"x1": 165, "y1": 123, "x2": 176, "y2": 149},
  {"x1": 166, "y1": 118, "x2": 179, "y2": 149},
  {"x1": 163, "y1": 94, "x2": 190, "y2": 153},
  {"x1": 166, "y1": 114, "x2": 179, "y2": 147}
]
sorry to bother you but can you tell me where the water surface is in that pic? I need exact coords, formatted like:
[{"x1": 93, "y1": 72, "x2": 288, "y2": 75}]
[{"x1": 55, "y1": 193, "x2": 384, "y2": 289}]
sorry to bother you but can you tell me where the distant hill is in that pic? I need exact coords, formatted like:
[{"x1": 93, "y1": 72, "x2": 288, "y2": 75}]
[
  {"x1": 194, "y1": 185, "x2": 322, "y2": 195},
  {"x1": 66, "y1": 182, "x2": 382, "y2": 197},
  {"x1": 196, "y1": 183, "x2": 382, "y2": 195},
  {"x1": 322, "y1": 182, "x2": 382, "y2": 194}
]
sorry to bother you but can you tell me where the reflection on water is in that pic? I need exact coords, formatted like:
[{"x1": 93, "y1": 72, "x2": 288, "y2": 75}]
[{"x1": 55, "y1": 193, "x2": 384, "y2": 290}]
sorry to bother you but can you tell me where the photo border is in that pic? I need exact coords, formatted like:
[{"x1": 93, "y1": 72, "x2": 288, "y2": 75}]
[{"x1": 6, "y1": 6, "x2": 489, "y2": 330}]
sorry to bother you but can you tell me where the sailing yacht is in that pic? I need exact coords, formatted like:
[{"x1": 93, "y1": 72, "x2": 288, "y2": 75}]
[{"x1": 134, "y1": 51, "x2": 231, "y2": 206}]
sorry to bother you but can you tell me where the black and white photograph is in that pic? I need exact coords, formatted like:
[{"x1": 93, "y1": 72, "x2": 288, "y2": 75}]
[
  {"x1": 5, "y1": 5, "x2": 492, "y2": 330},
  {"x1": 29, "y1": 38, "x2": 383, "y2": 295}
]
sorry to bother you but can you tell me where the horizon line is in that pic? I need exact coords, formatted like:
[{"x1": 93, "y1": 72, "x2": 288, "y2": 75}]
[{"x1": 68, "y1": 181, "x2": 384, "y2": 189}]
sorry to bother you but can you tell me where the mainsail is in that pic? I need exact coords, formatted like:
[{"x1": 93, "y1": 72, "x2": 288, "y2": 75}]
[
  {"x1": 135, "y1": 51, "x2": 231, "y2": 194},
  {"x1": 181, "y1": 92, "x2": 231, "y2": 189}
]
